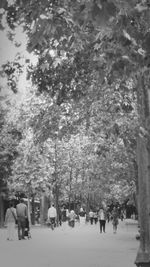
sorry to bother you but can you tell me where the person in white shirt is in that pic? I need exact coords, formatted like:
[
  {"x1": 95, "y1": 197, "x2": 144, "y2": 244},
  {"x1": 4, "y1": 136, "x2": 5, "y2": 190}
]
[
  {"x1": 89, "y1": 210, "x2": 94, "y2": 225},
  {"x1": 47, "y1": 204, "x2": 57, "y2": 229},
  {"x1": 79, "y1": 207, "x2": 86, "y2": 225}
]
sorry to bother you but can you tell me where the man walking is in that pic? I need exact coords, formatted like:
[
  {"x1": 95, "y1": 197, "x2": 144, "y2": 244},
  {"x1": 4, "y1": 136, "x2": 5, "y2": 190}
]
[
  {"x1": 89, "y1": 209, "x2": 94, "y2": 225},
  {"x1": 16, "y1": 198, "x2": 28, "y2": 240},
  {"x1": 47, "y1": 204, "x2": 57, "y2": 230}
]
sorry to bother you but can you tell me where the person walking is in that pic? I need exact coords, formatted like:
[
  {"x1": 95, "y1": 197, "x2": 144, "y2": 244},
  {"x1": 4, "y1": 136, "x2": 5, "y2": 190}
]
[
  {"x1": 16, "y1": 198, "x2": 28, "y2": 240},
  {"x1": 5, "y1": 201, "x2": 17, "y2": 241},
  {"x1": 89, "y1": 209, "x2": 94, "y2": 225},
  {"x1": 112, "y1": 207, "x2": 119, "y2": 234},
  {"x1": 79, "y1": 207, "x2": 86, "y2": 225},
  {"x1": 93, "y1": 211, "x2": 98, "y2": 225},
  {"x1": 58, "y1": 207, "x2": 62, "y2": 226},
  {"x1": 68, "y1": 210, "x2": 76, "y2": 227},
  {"x1": 61, "y1": 206, "x2": 67, "y2": 222},
  {"x1": 98, "y1": 207, "x2": 107, "y2": 233},
  {"x1": 47, "y1": 204, "x2": 57, "y2": 230}
]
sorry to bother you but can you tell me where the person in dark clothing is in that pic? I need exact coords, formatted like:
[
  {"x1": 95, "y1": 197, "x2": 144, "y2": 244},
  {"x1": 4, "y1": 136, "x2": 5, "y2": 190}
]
[
  {"x1": 16, "y1": 198, "x2": 28, "y2": 240},
  {"x1": 24, "y1": 217, "x2": 31, "y2": 239},
  {"x1": 61, "y1": 207, "x2": 67, "y2": 222},
  {"x1": 98, "y1": 207, "x2": 107, "y2": 233},
  {"x1": 93, "y1": 212, "x2": 98, "y2": 224}
]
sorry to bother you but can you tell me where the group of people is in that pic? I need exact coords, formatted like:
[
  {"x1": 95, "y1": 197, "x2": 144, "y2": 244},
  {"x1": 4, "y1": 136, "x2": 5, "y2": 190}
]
[
  {"x1": 89, "y1": 207, "x2": 120, "y2": 234},
  {"x1": 5, "y1": 198, "x2": 29, "y2": 241},
  {"x1": 47, "y1": 204, "x2": 120, "y2": 234},
  {"x1": 47, "y1": 205, "x2": 77, "y2": 229},
  {"x1": 5, "y1": 200, "x2": 120, "y2": 240}
]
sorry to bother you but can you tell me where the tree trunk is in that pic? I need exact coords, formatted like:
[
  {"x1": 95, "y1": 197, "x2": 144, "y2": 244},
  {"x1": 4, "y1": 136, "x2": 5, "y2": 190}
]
[
  {"x1": 40, "y1": 193, "x2": 49, "y2": 225},
  {"x1": 0, "y1": 195, "x2": 4, "y2": 227},
  {"x1": 54, "y1": 139, "x2": 59, "y2": 224},
  {"x1": 135, "y1": 75, "x2": 150, "y2": 266},
  {"x1": 68, "y1": 166, "x2": 72, "y2": 212},
  {"x1": 31, "y1": 195, "x2": 35, "y2": 225},
  {"x1": 27, "y1": 196, "x2": 31, "y2": 226},
  {"x1": 135, "y1": 135, "x2": 150, "y2": 266},
  {"x1": 55, "y1": 184, "x2": 59, "y2": 225}
]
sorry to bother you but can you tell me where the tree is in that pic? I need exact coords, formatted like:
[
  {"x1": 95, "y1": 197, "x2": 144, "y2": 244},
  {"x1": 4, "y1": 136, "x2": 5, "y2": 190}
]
[
  {"x1": 0, "y1": 94, "x2": 23, "y2": 226},
  {"x1": 1, "y1": 3, "x2": 150, "y2": 264}
]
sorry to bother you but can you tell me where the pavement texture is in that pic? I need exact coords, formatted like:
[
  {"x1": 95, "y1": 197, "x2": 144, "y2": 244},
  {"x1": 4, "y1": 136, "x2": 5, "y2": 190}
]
[{"x1": 0, "y1": 219, "x2": 139, "y2": 267}]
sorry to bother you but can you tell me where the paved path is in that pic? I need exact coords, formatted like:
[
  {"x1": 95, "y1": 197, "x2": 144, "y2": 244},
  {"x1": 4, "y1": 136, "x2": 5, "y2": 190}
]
[{"x1": 0, "y1": 219, "x2": 139, "y2": 267}]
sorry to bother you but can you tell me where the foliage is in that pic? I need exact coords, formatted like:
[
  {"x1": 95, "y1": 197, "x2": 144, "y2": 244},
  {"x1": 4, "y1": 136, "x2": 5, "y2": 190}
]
[
  {"x1": 0, "y1": 96, "x2": 22, "y2": 196},
  {"x1": 0, "y1": 0, "x2": 145, "y2": 206},
  {"x1": 2, "y1": 60, "x2": 23, "y2": 93}
]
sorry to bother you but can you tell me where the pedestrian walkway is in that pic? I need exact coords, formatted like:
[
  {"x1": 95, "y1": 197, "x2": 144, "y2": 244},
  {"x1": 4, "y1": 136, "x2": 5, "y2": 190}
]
[{"x1": 0, "y1": 219, "x2": 139, "y2": 267}]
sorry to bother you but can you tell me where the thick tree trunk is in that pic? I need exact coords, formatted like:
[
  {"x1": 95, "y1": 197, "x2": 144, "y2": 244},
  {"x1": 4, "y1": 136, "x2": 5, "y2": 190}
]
[
  {"x1": 135, "y1": 136, "x2": 150, "y2": 266},
  {"x1": 135, "y1": 76, "x2": 150, "y2": 266},
  {"x1": 40, "y1": 193, "x2": 49, "y2": 225}
]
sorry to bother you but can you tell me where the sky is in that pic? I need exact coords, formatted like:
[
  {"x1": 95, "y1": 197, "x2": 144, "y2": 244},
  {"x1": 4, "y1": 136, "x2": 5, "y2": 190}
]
[
  {"x1": 0, "y1": 23, "x2": 37, "y2": 100},
  {"x1": 0, "y1": 24, "x2": 38, "y2": 66},
  {"x1": 0, "y1": 26, "x2": 28, "y2": 65}
]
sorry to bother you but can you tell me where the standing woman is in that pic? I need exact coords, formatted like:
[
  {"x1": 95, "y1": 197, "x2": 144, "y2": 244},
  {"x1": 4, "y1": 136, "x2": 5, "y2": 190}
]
[
  {"x1": 5, "y1": 201, "x2": 17, "y2": 241},
  {"x1": 112, "y1": 207, "x2": 119, "y2": 234}
]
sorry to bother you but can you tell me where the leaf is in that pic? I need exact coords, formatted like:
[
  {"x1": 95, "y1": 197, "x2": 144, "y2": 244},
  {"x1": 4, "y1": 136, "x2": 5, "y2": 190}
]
[
  {"x1": 94, "y1": 43, "x2": 101, "y2": 50},
  {"x1": 137, "y1": 48, "x2": 146, "y2": 57},
  {"x1": 123, "y1": 30, "x2": 137, "y2": 46},
  {"x1": 53, "y1": 57, "x2": 62, "y2": 68},
  {"x1": 40, "y1": 62, "x2": 49, "y2": 71}
]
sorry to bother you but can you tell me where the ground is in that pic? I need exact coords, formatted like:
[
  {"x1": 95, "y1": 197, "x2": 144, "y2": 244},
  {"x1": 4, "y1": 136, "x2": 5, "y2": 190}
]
[{"x1": 0, "y1": 219, "x2": 139, "y2": 267}]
